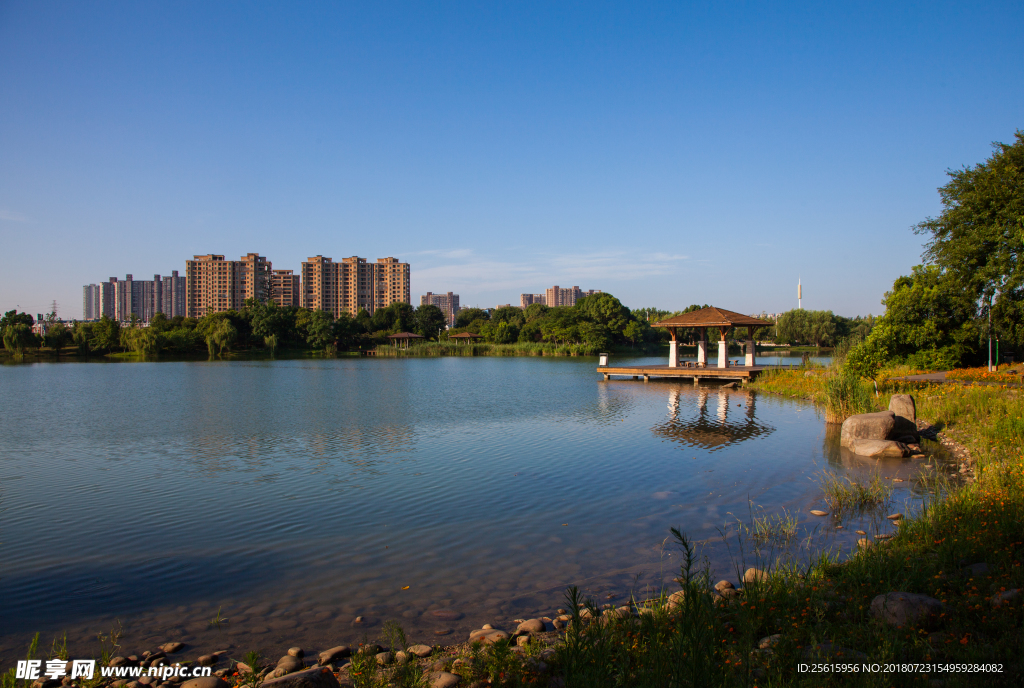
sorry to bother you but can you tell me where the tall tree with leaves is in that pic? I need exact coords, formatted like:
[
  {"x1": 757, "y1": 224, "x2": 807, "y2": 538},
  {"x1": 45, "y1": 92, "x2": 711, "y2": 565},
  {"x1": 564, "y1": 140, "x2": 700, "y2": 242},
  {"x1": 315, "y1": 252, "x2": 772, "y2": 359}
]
[{"x1": 915, "y1": 130, "x2": 1024, "y2": 350}]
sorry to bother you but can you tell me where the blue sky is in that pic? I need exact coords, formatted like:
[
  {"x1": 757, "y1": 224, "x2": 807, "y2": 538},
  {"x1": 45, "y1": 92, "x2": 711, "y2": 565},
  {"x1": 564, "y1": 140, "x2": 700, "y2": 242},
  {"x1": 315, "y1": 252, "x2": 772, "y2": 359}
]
[{"x1": 1, "y1": 1, "x2": 1022, "y2": 319}]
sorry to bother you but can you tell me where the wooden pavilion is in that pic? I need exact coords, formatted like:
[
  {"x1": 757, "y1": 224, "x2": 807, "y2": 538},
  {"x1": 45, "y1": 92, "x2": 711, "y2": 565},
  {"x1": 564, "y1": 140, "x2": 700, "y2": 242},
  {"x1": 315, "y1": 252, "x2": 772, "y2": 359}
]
[
  {"x1": 598, "y1": 306, "x2": 774, "y2": 383},
  {"x1": 448, "y1": 332, "x2": 483, "y2": 345},
  {"x1": 387, "y1": 332, "x2": 424, "y2": 349}
]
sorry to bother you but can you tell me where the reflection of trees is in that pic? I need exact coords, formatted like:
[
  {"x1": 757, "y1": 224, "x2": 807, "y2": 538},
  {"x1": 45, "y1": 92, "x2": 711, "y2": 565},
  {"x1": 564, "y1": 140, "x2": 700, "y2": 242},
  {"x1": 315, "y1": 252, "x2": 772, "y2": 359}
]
[
  {"x1": 652, "y1": 388, "x2": 775, "y2": 450},
  {"x1": 822, "y1": 423, "x2": 843, "y2": 468}
]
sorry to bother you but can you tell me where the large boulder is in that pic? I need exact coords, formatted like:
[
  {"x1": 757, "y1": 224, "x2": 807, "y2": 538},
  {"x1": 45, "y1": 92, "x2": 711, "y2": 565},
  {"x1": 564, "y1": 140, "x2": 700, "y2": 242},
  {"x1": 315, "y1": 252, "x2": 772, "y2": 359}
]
[
  {"x1": 848, "y1": 439, "x2": 909, "y2": 458},
  {"x1": 261, "y1": 668, "x2": 340, "y2": 688},
  {"x1": 841, "y1": 411, "x2": 896, "y2": 447},
  {"x1": 870, "y1": 592, "x2": 943, "y2": 628},
  {"x1": 888, "y1": 395, "x2": 916, "y2": 423}
]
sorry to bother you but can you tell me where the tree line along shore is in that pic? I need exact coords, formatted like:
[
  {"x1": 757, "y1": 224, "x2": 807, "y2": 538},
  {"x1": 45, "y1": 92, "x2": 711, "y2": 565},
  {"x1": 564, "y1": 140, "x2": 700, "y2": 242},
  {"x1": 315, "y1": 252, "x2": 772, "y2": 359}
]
[{"x1": 3, "y1": 293, "x2": 871, "y2": 361}]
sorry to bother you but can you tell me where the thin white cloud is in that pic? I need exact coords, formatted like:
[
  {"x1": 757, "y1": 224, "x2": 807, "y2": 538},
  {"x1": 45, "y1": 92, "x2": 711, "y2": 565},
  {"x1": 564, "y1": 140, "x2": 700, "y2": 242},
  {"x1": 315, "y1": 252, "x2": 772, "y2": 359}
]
[
  {"x1": 413, "y1": 248, "x2": 690, "y2": 294},
  {"x1": 0, "y1": 209, "x2": 30, "y2": 223}
]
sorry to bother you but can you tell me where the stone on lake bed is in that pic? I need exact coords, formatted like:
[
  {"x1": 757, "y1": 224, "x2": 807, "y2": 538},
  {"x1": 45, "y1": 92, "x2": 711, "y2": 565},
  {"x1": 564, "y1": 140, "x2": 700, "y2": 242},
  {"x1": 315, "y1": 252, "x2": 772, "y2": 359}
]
[
  {"x1": 375, "y1": 652, "x2": 392, "y2": 666},
  {"x1": 197, "y1": 656, "x2": 217, "y2": 667},
  {"x1": 430, "y1": 609, "x2": 463, "y2": 620},
  {"x1": 260, "y1": 668, "x2": 340, "y2": 688},
  {"x1": 758, "y1": 634, "x2": 782, "y2": 650},
  {"x1": 855, "y1": 530, "x2": 866, "y2": 535},
  {"x1": 809, "y1": 510, "x2": 828, "y2": 517},
  {"x1": 714, "y1": 580, "x2": 734, "y2": 592},
  {"x1": 160, "y1": 643, "x2": 184, "y2": 654},
  {"x1": 857, "y1": 538, "x2": 872, "y2": 548},
  {"x1": 887, "y1": 513, "x2": 903, "y2": 520},
  {"x1": 287, "y1": 648, "x2": 304, "y2": 659},
  {"x1": 407, "y1": 645, "x2": 433, "y2": 658}
]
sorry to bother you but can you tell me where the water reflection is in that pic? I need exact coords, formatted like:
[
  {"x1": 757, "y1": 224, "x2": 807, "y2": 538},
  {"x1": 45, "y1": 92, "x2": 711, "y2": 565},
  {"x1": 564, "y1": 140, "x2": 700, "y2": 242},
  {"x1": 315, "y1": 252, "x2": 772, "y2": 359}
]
[{"x1": 652, "y1": 387, "x2": 775, "y2": 450}]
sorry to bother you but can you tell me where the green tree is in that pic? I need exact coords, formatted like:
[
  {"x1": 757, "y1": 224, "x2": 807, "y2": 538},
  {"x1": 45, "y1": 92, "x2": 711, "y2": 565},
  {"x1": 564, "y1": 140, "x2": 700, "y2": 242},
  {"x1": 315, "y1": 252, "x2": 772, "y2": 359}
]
[
  {"x1": 121, "y1": 326, "x2": 160, "y2": 355},
  {"x1": 624, "y1": 320, "x2": 643, "y2": 348},
  {"x1": 490, "y1": 306, "x2": 525, "y2": 327},
  {"x1": 303, "y1": 310, "x2": 335, "y2": 352},
  {"x1": 148, "y1": 312, "x2": 169, "y2": 333},
  {"x1": 44, "y1": 321, "x2": 72, "y2": 353},
  {"x1": 414, "y1": 305, "x2": 447, "y2": 339},
  {"x1": 915, "y1": 130, "x2": 1024, "y2": 351},
  {"x1": 576, "y1": 293, "x2": 629, "y2": 338},
  {"x1": 371, "y1": 302, "x2": 415, "y2": 333},
  {"x1": 2, "y1": 323, "x2": 36, "y2": 355},
  {"x1": 854, "y1": 264, "x2": 980, "y2": 369},
  {"x1": 454, "y1": 308, "x2": 489, "y2": 328},
  {"x1": 522, "y1": 303, "x2": 549, "y2": 322},
  {"x1": 90, "y1": 316, "x2": 121, "y2": 352},
  {"x1": 207, "y1": 319, "x2": 237, "y2": 356}
]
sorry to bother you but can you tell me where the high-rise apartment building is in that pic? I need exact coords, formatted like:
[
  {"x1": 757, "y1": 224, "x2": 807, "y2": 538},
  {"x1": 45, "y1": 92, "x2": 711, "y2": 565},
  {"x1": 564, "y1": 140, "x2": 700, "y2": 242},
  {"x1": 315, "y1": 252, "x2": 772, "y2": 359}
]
[
  {"x1": 185, "y1": 253, "x2": 272, "y2": 318},
  {"x1": 520, "y1": 293, "x2": 546, "y2": 308},
  {"x1": 83, "y1": 285, "x2": 100, "y2": 320},
  {"x1": 544, "y1": 285, "x2": 601, "y2": 308},
  {"x1": 161, "y1": 271, "x2": 186, "y2": 318},
  {"x1": 271, "y1": 269, "x2": 301, "y2": 308},
  {"x1": 84, "y1": 271, "x2": 186, "y2": 322},
  {"x1": 420, "y1": 291, "x2": 460, "y2": 326},
  {"x1": 301, "y1": 256, "x2": 410, "y2": 318}
]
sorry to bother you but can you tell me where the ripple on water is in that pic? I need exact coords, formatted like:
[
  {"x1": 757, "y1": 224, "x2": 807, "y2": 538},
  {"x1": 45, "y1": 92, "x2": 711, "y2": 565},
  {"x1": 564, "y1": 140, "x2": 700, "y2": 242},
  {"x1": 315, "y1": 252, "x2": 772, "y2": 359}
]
[{"x1": 0, "y1": 355, "x2": 948, "y2": 656}]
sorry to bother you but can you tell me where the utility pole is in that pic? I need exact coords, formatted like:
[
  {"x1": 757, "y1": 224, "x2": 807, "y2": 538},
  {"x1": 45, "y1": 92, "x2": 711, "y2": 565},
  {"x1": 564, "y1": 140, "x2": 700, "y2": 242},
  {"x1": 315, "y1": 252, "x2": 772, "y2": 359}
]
[{"x1": 988, "y1": 297, "x2": 993, "y2": 372}]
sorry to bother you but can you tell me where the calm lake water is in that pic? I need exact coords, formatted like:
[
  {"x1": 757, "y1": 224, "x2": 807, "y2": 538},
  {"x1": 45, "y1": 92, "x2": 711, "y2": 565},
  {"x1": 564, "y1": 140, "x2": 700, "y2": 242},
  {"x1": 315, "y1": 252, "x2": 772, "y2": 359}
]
[{"x1": 0, "y1": 355, "x2": 947, "y2": 661}]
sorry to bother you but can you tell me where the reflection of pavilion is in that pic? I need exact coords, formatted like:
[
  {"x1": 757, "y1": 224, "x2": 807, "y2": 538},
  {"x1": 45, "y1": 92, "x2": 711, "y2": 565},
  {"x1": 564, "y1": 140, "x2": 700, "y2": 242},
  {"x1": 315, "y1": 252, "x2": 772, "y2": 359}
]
[{"x1": 652, "y1": 387, "x2": 775, "y2": 450}]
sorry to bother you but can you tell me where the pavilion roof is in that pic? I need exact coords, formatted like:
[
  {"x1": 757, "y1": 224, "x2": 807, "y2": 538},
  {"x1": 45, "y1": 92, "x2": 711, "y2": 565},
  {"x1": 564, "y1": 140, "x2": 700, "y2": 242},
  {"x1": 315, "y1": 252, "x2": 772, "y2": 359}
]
[
  {"x1": 652, "y1": 307, "x2": 772, "y2": 328},
  {"x1": 387, "y1": 332, "x2": 424, "y2": 339},
  {"x1": 449, "y1": 331, "x2": 483, "y2": 339}
]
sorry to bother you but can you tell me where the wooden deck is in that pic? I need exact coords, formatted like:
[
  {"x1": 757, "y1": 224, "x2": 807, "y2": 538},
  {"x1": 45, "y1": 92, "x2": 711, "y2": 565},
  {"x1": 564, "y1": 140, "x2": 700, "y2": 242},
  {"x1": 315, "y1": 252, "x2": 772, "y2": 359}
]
[{"x1": 598, "y1": 364, "x2": 776, "y2": 383}]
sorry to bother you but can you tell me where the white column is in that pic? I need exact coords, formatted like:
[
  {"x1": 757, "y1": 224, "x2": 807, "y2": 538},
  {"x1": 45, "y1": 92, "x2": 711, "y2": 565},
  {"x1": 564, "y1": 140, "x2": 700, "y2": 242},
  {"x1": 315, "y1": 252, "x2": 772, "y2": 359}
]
[
  {"x1": 745, "y1": 339, "x2": 755, "y2": 367},
  {"x1": 697, "y1": 339, "x2": 707, "y2": 365},
  {"x1": 717, "y1": 340, "x2": 728, "y2": 368},
  {"x1": 668, "y1": 340, "x2": 678, "y2": 367}
]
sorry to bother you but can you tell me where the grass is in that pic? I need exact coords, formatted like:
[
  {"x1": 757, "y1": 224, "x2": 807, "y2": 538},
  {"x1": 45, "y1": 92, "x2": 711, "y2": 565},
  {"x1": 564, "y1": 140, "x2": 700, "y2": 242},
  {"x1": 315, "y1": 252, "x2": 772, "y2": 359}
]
[
  {"x1": 209, "y1": 606, "x2": 228, "y2": 627},
  {"x1": 821, "y1": 369, "x2": 876, "y2": 423},
  {"x1": 819, "y1": 471, "x2": 893, "y2": 517}
]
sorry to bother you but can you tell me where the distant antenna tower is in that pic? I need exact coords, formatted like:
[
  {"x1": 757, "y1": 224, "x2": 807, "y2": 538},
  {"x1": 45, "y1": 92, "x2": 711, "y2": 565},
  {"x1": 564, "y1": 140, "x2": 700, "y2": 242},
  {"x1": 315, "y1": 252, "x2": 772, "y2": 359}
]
[
  {"x1": 50, "y1": 300, "x2": 59, "y2": 317},
  {"x1": 797, "y1": 278, "x2": 802, "y2": 310}
]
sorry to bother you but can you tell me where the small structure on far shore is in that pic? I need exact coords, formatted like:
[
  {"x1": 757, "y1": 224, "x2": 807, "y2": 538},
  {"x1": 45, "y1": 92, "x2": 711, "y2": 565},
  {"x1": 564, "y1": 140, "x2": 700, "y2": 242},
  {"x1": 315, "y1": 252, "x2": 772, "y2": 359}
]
[
  {"x1": 387, "y1": 332, "x2": 424, "y2": 349},
  {"x1": 448, "y1": 332, "x2": 483, "y2": 345}
]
